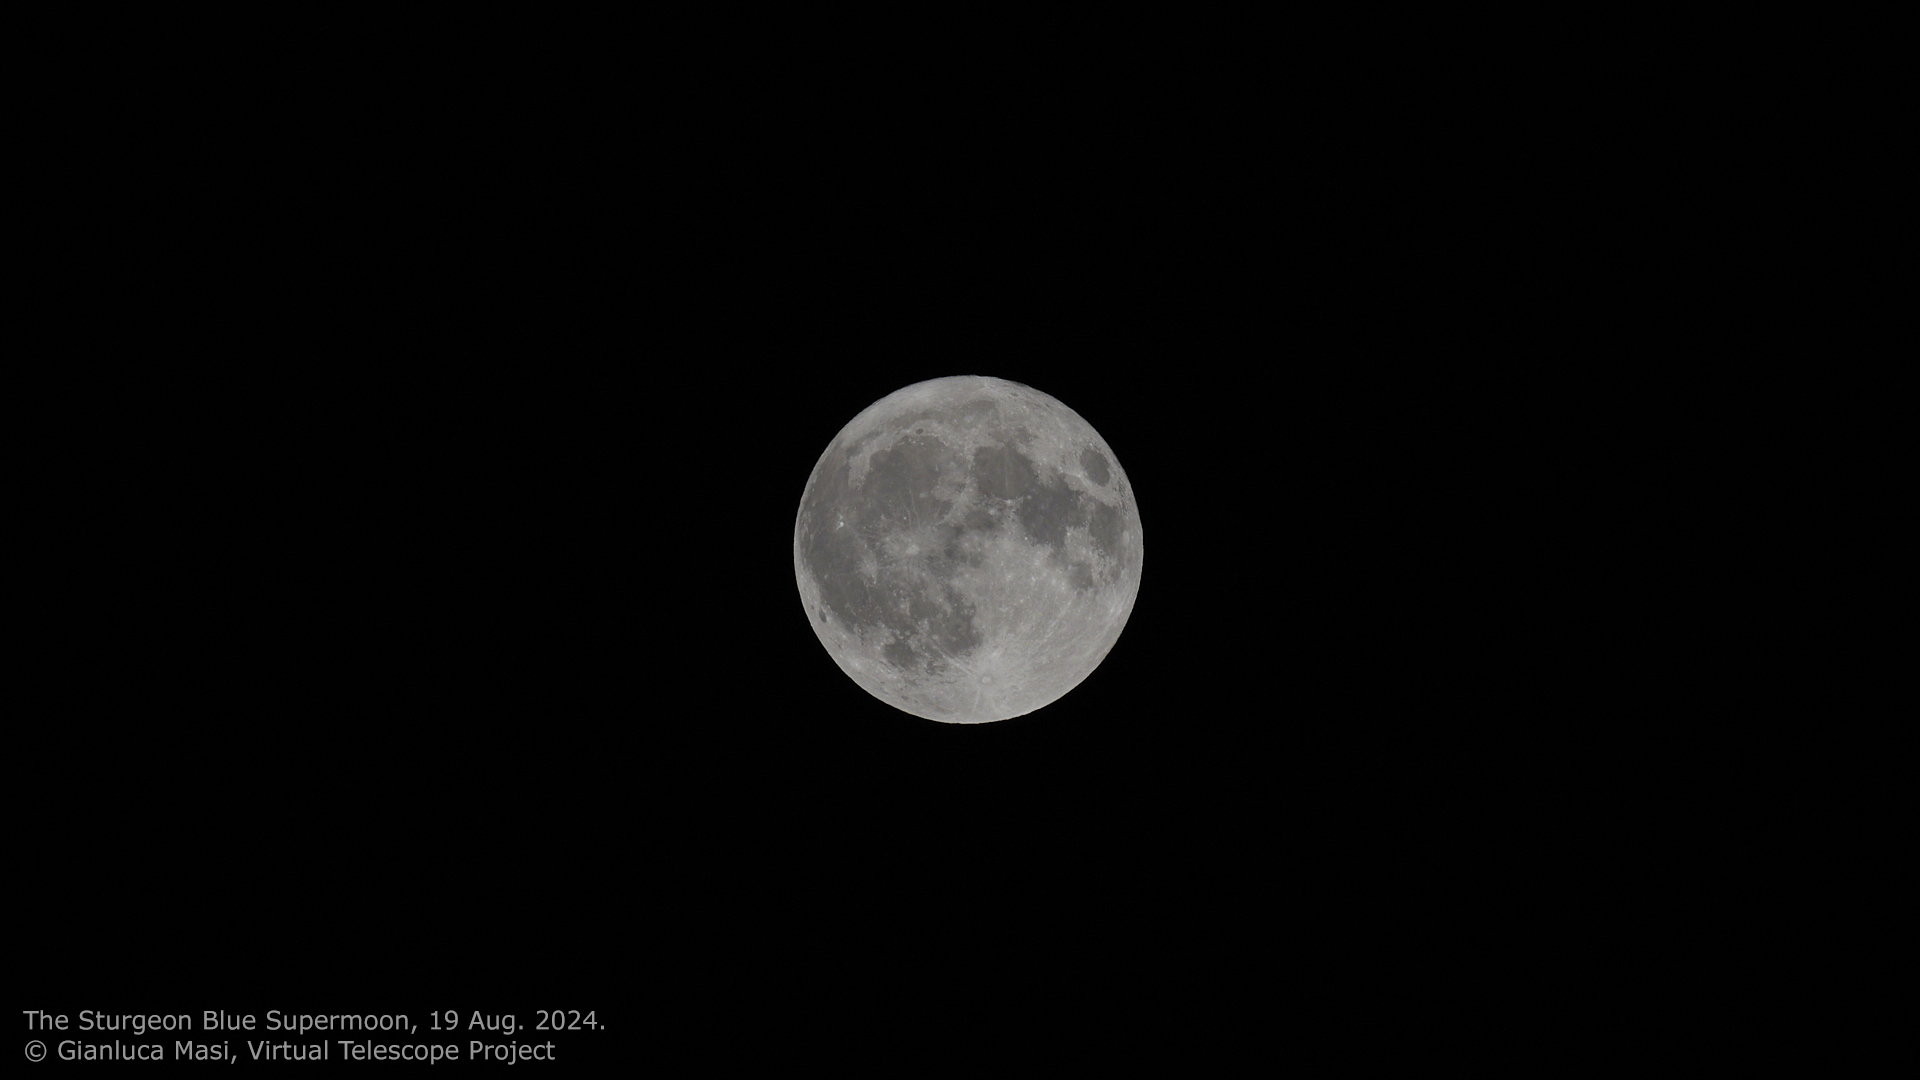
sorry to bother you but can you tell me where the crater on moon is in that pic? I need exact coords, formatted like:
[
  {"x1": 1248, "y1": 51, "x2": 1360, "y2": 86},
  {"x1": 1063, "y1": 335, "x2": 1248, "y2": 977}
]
[{"x1": 794, "y1": 375, "x2": 1143, "y2": 723}]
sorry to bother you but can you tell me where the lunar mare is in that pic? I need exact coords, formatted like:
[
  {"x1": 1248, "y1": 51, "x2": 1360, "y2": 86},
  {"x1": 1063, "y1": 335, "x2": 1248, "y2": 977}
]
[{"x1": 794, "y1": 376, "x2": 1143, "y2": 723}]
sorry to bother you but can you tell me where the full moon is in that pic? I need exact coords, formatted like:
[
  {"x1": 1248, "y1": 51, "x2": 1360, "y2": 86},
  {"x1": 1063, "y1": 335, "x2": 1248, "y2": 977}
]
[{"x1": 794, "y1": 376, "x2": 1144, "y2": 723}]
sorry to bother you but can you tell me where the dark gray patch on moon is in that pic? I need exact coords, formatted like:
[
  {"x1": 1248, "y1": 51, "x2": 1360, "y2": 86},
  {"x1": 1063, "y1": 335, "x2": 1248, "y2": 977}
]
[
  {"x1": 971, "y1": 442, "x2": 1093, "y2": 556},
  {"x1": 1086, "y1": 499, "x2": 1122, "y2": 558},
  {"x1": 865, "y1": 434, "x2": 954, "y2": 525},
  {"x1": 1080, "y1": 447, "x2": 1111, "y2": 486},
  {"x1": 1017, "y1": 474, "x2": 1086, "y2": 554},
  {"x1": 972, "y1": 444, "x2": 1036, "y2": 500}
]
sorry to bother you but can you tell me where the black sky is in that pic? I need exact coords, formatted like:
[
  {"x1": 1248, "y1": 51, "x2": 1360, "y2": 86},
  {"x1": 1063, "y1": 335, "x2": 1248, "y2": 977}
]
[{"x1": 24, "y1": 28, "x2": 1682, "y2": 1053}]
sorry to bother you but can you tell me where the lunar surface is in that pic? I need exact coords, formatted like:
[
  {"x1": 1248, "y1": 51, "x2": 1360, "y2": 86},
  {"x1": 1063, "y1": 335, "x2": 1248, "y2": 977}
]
[{"x1": 794, "y1": 376, "x2": 1143, "y2": 723}]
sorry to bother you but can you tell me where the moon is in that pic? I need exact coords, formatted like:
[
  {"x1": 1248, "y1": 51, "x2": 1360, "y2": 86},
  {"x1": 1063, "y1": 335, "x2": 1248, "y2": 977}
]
[{"x1": 794, "y1": 376, "x2": 1144, "y2": 723}]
